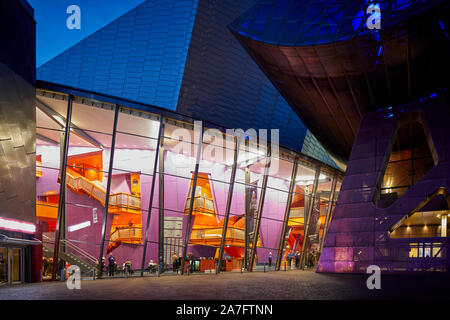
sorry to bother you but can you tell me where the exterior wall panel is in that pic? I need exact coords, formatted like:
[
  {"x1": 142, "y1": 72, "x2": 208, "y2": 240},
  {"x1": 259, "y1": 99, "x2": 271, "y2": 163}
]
[
  {"x1": 318, "y1": 94, "x2": 450, "y2": 273},
  {"x1": 0, "y1": 0, "x2": 36, "y2": 224}
]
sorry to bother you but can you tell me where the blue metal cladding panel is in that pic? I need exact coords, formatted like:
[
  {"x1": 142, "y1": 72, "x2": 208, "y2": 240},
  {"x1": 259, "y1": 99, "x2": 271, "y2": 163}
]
[
  {"x1": 37, "y1": 0, "x2": 199, "y2": 111},
  {"x1": 301, "y1": 130, "x2": 337, "y2": 168},
  {"x1": 229, "y1": 0, "x2": 446, "y2": 46},
  {"x1": 177, "y1": 0, "x2": 336, "y2": 167}
]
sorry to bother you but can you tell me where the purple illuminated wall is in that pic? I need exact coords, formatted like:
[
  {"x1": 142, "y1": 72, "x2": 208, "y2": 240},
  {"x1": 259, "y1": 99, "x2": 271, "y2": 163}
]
[{"x1": 318, "y1": 93, "x2": 450, "y2": 273}]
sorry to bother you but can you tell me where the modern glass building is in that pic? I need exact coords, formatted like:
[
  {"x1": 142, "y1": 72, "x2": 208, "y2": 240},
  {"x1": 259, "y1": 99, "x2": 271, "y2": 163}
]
[
  {"x1": 1, "y1": 0, "x2": 344, "y2": 284},
  {"x1": 2, "y1": 0, "x2": 448, "y2": 285},
  {"x1": 35, "y1": 82, "x2": 342, "y2": 279}
]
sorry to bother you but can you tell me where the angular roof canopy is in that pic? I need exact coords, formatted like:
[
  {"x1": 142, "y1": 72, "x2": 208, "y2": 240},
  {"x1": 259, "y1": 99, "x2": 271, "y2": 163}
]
[
  {"x1": 229, "y1": 0, "x2": 450, "y2": 163},
  {"x1": 230, "y1": 0, "x2": 446, "y2": 46}
]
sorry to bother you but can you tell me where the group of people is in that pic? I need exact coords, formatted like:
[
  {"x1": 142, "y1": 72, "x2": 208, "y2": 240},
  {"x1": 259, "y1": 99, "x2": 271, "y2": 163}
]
[
  {"x1": 101, "y1": 254, "x2": 161, "y2": 277},
  {"x1": 272, "y1": 249, "x2": 319, "y2": 269},
  {"x1": 42, "y1": 257, "x2": 53, "y2": 277},
  {"x1": 99, "y1": 254, "x2": 134, "y2": 277},
  {"x1": 172, "y1": 252, "x2": 196, "y2": 274},
  {"x1": 42, "y1": 257, "x2": 68, "y2": 279},
  {"x1": 171, "y1": 252, "x2": 182, "y2": 273},
  {"x1": 286, "y1": 251, "x2": 301, "y2": 268}
]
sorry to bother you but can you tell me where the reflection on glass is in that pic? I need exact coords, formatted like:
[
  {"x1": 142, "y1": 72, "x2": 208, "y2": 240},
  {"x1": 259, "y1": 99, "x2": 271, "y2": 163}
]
[
  {"x1": 280, "y1": 160, "x2": 317, "y2": 269},
  {"x1": 161, "y1": 119, "x2": 199, "y2": 274}
]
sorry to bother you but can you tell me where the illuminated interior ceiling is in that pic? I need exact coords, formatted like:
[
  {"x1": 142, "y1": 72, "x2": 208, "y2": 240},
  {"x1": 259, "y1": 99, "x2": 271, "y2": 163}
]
[
  {"x1": 399, "y1": 211, "x2": 443, "y2": 227},
  {"x1": 390, "y1": 187, "x2": 450, "y2": 233},
  {"x1": 36, "y1": 93, "x2": 159, "y2": 150},
  {"x1": 229, "y1": 0, "x2": 450, "y2": 164}
]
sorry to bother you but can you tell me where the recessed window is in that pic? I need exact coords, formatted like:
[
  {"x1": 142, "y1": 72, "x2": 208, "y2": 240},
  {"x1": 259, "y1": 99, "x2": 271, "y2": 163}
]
[{"x1": 374, "y1": 110, "x2": 437, "y2": 208}]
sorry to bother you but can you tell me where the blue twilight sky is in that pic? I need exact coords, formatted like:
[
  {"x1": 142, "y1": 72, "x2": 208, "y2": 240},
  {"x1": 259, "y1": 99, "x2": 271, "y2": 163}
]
[{"x1": 29, "y1": 0, "x2": 146, "y2": 67}]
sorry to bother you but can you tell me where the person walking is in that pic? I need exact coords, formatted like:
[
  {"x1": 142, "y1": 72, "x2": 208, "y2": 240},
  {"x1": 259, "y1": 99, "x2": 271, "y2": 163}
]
[
  {"x1": 188, "y1": 252, "x2": 195, "y2": 273},
  {"x1": 177, "y1": 256, "x2": 182, "y2": 274},
  {"x1": 58, "y1": 259, "x2": 66, "y2": 281},
  {"x1": 287, "y1": 251, "x2": 293, "y2": 268},
  {"x1": 42, "y1": 257, "x2": 49, "y2": 277},
  {"x1": 295, "y1": 252, "x2": 300, "y2": 269},
  {"x1": 268, "y1": 252, "x2": 273, "y2": 268},
  {"x1": 172, "y1": 252, "x2": 178, "y2": 273},
  {"x1": 108, "y1": 254, "x2": 115, "y2": 277}
]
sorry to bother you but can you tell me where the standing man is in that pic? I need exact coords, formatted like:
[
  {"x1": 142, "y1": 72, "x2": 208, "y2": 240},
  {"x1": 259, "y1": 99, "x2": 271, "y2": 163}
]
[
  {"x1": 268, "y1": 252, "x2": 273, "y2": 268},
  {"x1": 108, "y1": 254, "x2": 115, "y2": 277}
]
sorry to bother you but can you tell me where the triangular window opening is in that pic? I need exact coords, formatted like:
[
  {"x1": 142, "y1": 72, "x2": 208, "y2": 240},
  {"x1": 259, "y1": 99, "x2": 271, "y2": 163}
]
[{"x1": 374, "y1": 110, "x2": 437, "y2": 208}]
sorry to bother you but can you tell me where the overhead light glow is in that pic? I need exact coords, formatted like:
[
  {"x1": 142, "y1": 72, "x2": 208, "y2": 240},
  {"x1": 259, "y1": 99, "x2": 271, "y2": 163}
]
[
  {"x1": 0, "y1": 217, "x2": 36, "y2": 234},
  {"x1": 68, "y1": 221, "x2": 91, "y2": 232},
  {"x1": 295, "y1": 174, "x2": 329, "y2": 185}
]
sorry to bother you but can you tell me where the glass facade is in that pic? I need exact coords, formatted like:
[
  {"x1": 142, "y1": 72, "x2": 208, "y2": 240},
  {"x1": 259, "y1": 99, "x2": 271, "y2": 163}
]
[{"x1": 36, "y1": 87, "x2": 342, "y2": 277}]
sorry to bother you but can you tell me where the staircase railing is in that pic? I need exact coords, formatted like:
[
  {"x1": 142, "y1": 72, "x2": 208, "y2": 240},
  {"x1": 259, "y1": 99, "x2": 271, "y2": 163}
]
[
  {"x1": 66, "y1": 171, "x2": 141, "y2": 210},
  {"x1": 42, "y1": 234, "x2": 98, "y2": 268}
]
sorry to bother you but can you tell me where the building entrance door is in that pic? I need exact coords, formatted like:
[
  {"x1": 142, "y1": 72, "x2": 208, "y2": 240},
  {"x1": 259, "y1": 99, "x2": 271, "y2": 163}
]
[
  {"x1": 0, "y1": 247, "x2": 23, "y2": 284},
  {"x1": 10, "y1": 248, "x2": 23, "y2": 283}
]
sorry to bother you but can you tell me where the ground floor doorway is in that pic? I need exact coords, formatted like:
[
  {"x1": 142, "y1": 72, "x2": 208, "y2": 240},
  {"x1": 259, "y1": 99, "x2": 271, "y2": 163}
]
[{"x1": 0, "y1": 247, "x2": 24, "y2": 285}]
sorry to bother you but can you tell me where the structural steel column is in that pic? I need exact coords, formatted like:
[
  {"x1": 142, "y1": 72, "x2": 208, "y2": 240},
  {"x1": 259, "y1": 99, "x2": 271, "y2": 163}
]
[
  {"x1": 157, "y1": 130, "x2": 165, "y2": 276},
  {"x1": 59, "y1": 133, "x2": 66, "y2": 260},
  {"x1": 248, "y1": 149, "x2": 271, "y2": 272},
  {"x1": 140, "y1": 117, "x2": 164, "y2": 276},
  {"x1": 97, "y1": 104, "x2": 119, "y2": 278},
  {"x1": 318, "y1": 174, "x2": 337, "y2": 253},
  {"x1": 51, "y1": 95, "x2": 73, "y2": 281},
  {"x1": 244, "y1": 167, "x2": 250, "y2": 271},
  {"x1": 180, "y1": 123, "x2": 203, "y2": 275},
  {"x1": 299, "y1": 166, "x2": 321, "y2": 270},
  {"x1": 275, "y1": 157, "x2": 299, "y2": 271},
  {"x1": 216, "y1": 135, "x2": 241, "y2": 274}
]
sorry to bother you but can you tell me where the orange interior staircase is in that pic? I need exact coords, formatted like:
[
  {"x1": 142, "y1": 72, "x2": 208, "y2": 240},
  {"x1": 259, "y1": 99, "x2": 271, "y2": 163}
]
[
  {"x1": 36, "y1": 151, "x2": 142, "y2": 254},
  {"x1": 186, "y1": 173, "x2": 261, "y2": 260}
]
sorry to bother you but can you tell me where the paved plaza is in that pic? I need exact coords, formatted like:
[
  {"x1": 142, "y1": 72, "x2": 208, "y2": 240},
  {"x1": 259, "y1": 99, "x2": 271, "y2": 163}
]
[{"x1": 1, "y1": 270, "x2": 449, "y2": 300}]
